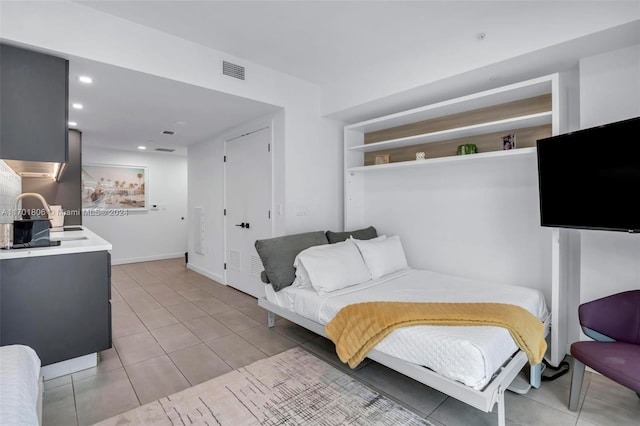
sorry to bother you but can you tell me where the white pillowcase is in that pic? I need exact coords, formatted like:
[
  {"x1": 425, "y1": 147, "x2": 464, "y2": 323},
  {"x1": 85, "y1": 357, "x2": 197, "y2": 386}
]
[
  {"x1": 291, "y1": 261, "x2": 312, "y2": 289},
  {"x1": 294, "y1": 239, "x2": 371, "y2": 294},
  {"x1": 352, "y1": 235, "x2": 408, "y2": 279}
]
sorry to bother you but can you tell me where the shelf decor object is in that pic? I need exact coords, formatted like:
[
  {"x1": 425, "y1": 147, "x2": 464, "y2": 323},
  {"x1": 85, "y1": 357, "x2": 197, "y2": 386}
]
[
  {"x1": 456, "y1": 144, "x2": 478, "y2": 155},
  {"x1": 416, "y1": 152, "x2": 426, "y2": 160},
  {"x1": 374, "y1": 154, "x2": 390, "y2": 165},
  {"x1": 502, "y1": 134, "x2": 516, "y2": 150}
]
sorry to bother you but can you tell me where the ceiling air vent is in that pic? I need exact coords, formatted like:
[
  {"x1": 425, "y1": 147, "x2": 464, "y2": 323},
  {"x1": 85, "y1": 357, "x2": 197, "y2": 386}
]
[
  {"x1": 161, "y1": 130, "x2": 175, "y2": 135},
  {"x1": 155, "y1": 148, "x2": 175, "y2": 153},
  {"x1": 223, "y1": 61, "x2": 245, "y2": 80}
]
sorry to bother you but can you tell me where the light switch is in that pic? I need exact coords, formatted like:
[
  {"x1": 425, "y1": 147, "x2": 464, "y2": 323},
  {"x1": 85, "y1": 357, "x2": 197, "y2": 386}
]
[{"x1": 295, "y1": 206, "x2": 308, "y2": 216}]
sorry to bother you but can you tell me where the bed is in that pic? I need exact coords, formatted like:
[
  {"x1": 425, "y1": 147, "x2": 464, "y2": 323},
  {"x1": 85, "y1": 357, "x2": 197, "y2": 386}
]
[
  {"x1": 255, "y1": 229, "x2": 551, "y2": 426},
  {"x1": 0, "y1": 344, "x2": 43, "y2": 426}
]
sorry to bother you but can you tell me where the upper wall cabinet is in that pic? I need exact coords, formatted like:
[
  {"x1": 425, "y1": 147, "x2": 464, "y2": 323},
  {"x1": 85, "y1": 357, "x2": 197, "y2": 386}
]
[{"x1": 0, "y1": 43, "x2": 69, "y2": 163}]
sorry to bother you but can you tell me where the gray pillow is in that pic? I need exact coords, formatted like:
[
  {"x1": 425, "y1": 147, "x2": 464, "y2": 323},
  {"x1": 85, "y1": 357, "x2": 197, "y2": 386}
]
[
  {"x1": 255, "y1": 231, "x2": 328, "y2": 291},
  {"x1": 325, "y1": 226, "x2": 378, "y2": 244}
]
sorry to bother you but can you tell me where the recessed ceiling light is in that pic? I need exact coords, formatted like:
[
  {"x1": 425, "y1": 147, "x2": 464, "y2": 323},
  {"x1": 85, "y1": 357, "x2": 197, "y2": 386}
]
[
  {"x1": 72, "y1": 103, "x2": 83, "y2": 109},
  {"x1": 78, "y1": 75, "x2": 93, "y2": 84},
  {"x1": 68, "y1": 121, "x2": 77, "y2": 127},
  {"x1": 137, "y1": 146, "x2": 147, "y2": 150}
]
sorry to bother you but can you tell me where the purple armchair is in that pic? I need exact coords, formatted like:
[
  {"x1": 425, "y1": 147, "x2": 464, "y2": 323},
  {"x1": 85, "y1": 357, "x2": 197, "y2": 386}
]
[{"x1": 568, "y1": 290, "x2": 640, "y2": 411}]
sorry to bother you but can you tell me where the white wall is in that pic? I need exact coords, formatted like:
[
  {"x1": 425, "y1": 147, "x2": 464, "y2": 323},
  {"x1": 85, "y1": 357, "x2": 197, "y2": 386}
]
[
  {"x1": 187, "y1": 126, "x2": 226, "y2": 282},
  {"x1": 577, "y1": 44, "x2": 640, "y2": 305},
  {"x1": 82, "y1": 147, "x2": 188, "y2": 264},
  {"x1": 187, "y1": 109, "x2": 344, "y2": 282},
  {"x1": 358, "y1": 155, "x2": 553, "y2": 300}
]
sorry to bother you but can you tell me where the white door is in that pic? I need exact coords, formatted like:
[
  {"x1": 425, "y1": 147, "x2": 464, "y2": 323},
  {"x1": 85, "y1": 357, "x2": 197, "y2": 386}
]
[{"x1": 224, "y1": 127, "x2": 272, "y2": 298}]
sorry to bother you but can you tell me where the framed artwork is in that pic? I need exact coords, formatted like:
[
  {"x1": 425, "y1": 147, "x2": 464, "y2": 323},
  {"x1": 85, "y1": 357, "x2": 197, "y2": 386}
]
[
  {"x1": 81, "y1": 164, "x2": 148, "y2": 210},
  {"x1": 374, "y1": 154, "x2": 390, "y2": 165}
]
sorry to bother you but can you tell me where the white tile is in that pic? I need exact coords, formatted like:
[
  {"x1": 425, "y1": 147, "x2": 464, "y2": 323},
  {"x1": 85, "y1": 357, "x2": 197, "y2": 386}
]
[
  {"x1": 42, "y1": 382, "x2": 78, "y2": 426},
  {"x1": 124, "y1": 355, "x2": 190, "y2": 405},
  {"x1": 353, "y1": 361, "x2": 447, "y2": 417},
  {"x1": 578, "y1": 393, "x2": 640, "y2": 426}
]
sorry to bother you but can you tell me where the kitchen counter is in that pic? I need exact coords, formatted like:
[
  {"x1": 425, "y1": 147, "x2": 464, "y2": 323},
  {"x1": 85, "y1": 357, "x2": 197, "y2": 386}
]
[
  {"x1": 0, "y1": 226, "x2": 111, "y2": 260},
  {"x1": 1, "y1": 227, "x2": 112, "y2": 370}
]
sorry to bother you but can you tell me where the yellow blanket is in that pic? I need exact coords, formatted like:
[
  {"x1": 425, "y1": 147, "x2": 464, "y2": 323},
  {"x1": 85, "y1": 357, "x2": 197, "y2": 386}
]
[{"x1": 324, "y1": 302, "x2": 547, "y2": 368}]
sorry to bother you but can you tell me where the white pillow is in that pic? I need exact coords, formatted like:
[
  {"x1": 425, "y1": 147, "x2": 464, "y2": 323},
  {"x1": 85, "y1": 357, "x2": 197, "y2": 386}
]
[
  {"x1": 352, "y1": 235, "x2": 408, "y2": 279},
  {"x1": 291, "y1": 261, "x2": 312, "y2": 289},
  {"x1": 294, "y1": 240, "x2": 371, "y2": 294}
]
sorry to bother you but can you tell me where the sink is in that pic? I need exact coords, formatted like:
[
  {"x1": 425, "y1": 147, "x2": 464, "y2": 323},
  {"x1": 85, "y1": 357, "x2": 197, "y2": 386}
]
[
  {"x1": 52, "y1": 236, "x2": 88, "y2": 241},
  {"x1": 51, "y1": 226, "x2": 84, "y2": 233},
  {"x1": 63, "y1": 227, "x2": 84, "y2": 232}
]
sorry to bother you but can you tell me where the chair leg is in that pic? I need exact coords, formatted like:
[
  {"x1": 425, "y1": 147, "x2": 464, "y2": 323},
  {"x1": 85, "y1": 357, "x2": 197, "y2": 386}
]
[{"x1": 569, "y1": 359, "x2": 585, "y2": 411}]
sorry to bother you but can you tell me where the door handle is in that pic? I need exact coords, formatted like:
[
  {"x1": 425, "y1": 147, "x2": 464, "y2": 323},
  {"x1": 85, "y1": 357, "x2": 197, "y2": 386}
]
[{"x1": 235, "y1": 223, "x2": 246, "y2": 228}]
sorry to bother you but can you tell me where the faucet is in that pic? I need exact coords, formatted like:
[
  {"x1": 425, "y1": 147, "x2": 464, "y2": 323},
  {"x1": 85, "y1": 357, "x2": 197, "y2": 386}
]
[{"x1": 14, "y1": 193, "x2": 54, "y2": 220}]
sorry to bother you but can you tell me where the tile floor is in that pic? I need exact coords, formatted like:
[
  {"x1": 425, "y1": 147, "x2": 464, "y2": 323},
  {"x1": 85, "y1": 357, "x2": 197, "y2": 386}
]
[{"x1": 42, "y1": 259, "x2": 640, "y2": 426}]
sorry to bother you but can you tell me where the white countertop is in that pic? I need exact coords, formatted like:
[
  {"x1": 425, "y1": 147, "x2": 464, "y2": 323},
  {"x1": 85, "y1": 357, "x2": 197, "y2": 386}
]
[{"x1": 0, "y1": 226, "x2": 112, "y2": 260}]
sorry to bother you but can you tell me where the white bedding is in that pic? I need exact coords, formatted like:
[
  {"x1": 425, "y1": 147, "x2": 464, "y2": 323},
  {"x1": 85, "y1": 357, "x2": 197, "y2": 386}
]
[
  {"x1": 265, "y1": 268, "x2": 549, "y2": 389},
  {"x1": 0, "y1": 344, "x2": 41, "y2": 426}
]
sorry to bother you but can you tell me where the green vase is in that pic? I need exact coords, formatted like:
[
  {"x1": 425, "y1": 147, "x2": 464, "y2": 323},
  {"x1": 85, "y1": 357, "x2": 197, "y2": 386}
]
[{"x1": 456, "y1": 144, "x2": 478, "y2": 155}]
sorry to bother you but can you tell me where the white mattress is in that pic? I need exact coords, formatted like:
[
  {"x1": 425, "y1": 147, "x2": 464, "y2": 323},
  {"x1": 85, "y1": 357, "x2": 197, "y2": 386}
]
[
  {"x1": 265, "y1": 269, "x2": 549, "y2": 389},
  {"x1": 0, "y1": 344, "x2": 41, "y2": 426}
]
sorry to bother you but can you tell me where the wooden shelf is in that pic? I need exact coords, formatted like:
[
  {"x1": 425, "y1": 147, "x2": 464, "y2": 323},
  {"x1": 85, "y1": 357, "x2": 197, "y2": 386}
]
[
  {"x1": 346, "y1": 147, "x2": 537, "y2": 174},
  {"x1": 347, "y1": 112, "x2": 551, "y2": 153},
  {"x1": 345, "y1": 75, "x2": 554, "y2": 134}
]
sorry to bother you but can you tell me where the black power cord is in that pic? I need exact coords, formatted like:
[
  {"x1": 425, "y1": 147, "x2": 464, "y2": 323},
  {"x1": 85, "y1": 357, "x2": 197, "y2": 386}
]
[{"x1": 541, "y1": 359, "x2": 570, "y2": 382}]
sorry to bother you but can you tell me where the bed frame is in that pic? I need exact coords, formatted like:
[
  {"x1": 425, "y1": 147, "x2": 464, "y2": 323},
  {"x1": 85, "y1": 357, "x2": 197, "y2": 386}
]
[
  {"x1": 259, "y1": 297, "x2": 551, "y2": 426},
  {"x1": 37, "y1": 375, "x2": 44, "y2": 426}
]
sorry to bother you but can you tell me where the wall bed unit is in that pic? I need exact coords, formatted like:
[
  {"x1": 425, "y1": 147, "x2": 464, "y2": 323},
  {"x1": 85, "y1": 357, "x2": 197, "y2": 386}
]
[{"x1": 343, "y1": 73, "x2": 570, "y2": 368}]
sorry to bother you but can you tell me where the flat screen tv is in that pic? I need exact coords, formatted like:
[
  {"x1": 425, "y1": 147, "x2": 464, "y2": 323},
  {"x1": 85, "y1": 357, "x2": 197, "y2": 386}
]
[{"x1": 536, "y1": 116, "x2": 640, "y2": 233}]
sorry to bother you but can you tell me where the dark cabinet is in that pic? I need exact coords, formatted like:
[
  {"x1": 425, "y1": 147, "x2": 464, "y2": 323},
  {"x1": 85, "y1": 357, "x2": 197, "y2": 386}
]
[
  {"x1": 0, "y1": 43, "x2": 69, "y2": 163},
  {"x1": 0, "y1": 251, "x2": 111, "y2": 366}
]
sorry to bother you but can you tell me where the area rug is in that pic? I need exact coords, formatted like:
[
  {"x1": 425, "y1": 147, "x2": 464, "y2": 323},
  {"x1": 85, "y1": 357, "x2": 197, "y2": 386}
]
[{"x1": 95, "y1": 347, "x2": 431, "y2": 425}]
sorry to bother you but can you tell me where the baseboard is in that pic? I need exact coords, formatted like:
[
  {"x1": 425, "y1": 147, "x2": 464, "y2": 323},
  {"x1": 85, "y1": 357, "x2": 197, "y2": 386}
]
[
  {"x1": 111, "y1": 253, "x2": 185, "y2": 265},
  {"x1": 187, "y1": 263, "x2": 224, "y2": 283},
  {"x1": 40, "y1": 353, "x2": 97, "y2": 380}
]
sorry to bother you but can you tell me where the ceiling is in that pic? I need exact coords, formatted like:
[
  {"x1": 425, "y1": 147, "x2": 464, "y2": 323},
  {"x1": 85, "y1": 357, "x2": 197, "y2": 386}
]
[
  {"x1": 77, "y1": 0, "x2": 490, "y2": 86},
  {"x1": 76, "y1": 0, "x2": 639, "y2": 87},
  {"x1": 42, "y1": 1, "x2": 640, "y2": 154},
  {"x1": 67, "y1": 56, "x2": 279, "y2": 155}
]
